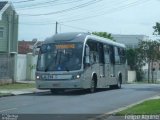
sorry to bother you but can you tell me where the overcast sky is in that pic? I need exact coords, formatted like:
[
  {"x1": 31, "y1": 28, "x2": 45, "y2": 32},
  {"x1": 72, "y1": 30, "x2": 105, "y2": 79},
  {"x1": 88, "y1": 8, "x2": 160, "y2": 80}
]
[{"x1": 9, "y1": 0, "x2": 160, "y2": 41}]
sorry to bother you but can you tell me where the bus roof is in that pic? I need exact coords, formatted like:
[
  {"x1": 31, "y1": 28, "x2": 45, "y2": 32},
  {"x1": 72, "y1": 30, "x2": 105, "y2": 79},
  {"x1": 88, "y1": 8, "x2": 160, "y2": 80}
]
[
  {"x1": 44, "y1": 32, "x2": 126, "y2": 48},
  {"x1": 87, "y1": 34, "x2": 126, "y2": 48},
  {"x1": 44, "y1": 32, "x2": 89, "y2": 43}
]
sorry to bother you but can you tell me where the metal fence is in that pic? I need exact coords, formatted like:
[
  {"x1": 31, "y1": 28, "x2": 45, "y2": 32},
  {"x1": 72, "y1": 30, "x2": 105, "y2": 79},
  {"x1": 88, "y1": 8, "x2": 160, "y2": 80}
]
[{"x1": 143, "y1": 69, "x2": 160, "y2": 83}]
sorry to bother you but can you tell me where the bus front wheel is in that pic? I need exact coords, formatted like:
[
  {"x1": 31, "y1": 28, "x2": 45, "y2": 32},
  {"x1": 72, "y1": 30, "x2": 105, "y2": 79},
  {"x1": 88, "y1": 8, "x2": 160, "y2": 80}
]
[
  {"x1": 89, "y1": 79, "x2": 97, "y2": 93},
  {"x1": 50, "y1": 89, "x2": 64, "y2": 94}
]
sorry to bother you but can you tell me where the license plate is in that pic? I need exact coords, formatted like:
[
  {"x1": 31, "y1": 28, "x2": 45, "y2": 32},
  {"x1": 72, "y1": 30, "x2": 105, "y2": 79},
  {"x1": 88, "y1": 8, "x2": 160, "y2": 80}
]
[
  {"x1": 52, "y1": 83, "x2": 60, "y2": 87},
  {"x1": 42, "y1": 75, "x2": 57, "y2": 80}
]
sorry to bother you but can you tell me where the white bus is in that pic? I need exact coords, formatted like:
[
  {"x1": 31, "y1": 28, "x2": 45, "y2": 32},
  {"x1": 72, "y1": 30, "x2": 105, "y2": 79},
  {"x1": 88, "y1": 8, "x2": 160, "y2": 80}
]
[{"x1": 35, "y1": 32, "x2": 127, "y2": 93}]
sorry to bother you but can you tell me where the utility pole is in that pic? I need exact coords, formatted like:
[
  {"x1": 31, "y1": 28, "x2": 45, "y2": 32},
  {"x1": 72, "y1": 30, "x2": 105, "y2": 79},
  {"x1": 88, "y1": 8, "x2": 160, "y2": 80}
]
[{"x1": 55, "y1": 21, "x2": 58, "y2": 34}]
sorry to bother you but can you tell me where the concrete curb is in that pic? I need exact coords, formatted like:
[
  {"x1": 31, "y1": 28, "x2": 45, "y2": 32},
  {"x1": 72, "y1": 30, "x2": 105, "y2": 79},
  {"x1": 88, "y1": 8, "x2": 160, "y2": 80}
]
[{"x1": 0, "y1": 93, "x2": 15, "y2": 98}]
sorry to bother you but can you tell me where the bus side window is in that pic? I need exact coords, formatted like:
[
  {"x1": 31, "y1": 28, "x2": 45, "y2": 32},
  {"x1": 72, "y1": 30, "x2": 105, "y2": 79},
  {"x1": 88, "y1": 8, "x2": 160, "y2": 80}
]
[
  {"x1": 90, "y1": 52, "x2": 97, "y2": 64},
  {"x1": 98, "y1": 43, "x2": 105, "y2": 64},
  {"x1": 87, "y1": 40, "x2": 99, "y2": 64},
  {"x1": 118, "y1": 48, "x2": 126, "y2": 64},
  {"x1": 104, "y1": 44, "x2": 110, "y2": 64},
  {"x1": 114, "y1": 47, "x2": 120, "y2": 64},
  {"x1": 109, "y1": 46, "x2": 115, "y2": 64}
]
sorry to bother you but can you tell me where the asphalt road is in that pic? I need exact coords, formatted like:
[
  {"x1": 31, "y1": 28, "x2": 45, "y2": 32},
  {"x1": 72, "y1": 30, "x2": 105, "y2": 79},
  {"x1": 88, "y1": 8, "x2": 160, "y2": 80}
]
[{"x1": 0, "y1": 84, "x2": 160, "y2": 114}]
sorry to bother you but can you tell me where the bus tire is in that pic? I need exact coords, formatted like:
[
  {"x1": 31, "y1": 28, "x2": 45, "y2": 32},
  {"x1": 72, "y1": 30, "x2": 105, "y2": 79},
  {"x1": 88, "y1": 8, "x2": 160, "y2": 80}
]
[
  {"x1": 50, "y1": 89, "x2": 57, "y2": 94},
  {"x1": 50, "y1": 89, "x2": 64, "y2": 94},
  {"x1": 116, "y1": 75, "x2": 122, "y2": 89},
  {"x1": 89, "y1": 77, "x2": 97, "y2": 93}
]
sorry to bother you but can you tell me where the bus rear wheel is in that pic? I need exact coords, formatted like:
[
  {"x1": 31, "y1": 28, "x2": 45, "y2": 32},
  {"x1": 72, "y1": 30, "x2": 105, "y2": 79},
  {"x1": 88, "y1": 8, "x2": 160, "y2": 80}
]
[
  {"x1": 110, "y1": 76, "x2": 122, "y2": 89},
  {"x1": 116, "y1": 76, "x2": 122, "y2": 89},
  {"x1": 116, "y1": 79, "x2": 121, "y2": 89}
]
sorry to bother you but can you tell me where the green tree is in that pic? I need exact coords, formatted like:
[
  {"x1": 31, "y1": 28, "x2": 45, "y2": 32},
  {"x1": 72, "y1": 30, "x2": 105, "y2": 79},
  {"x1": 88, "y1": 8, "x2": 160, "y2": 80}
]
[
  {"x1": 92, "y1": 32, "x2": 114, "y2": 40},
  {"x1": 126, "y1": 40, "x2": 160, "y2": 82},
  {"x1": 153, "y1": 22, "x2": 160, "y2": 35},
  {"x1": 138, "y1": 40, "x2": 160, "y2": 83},
  {"x1": 126, "y1": 49, "x2": 137, "y2": 70},
  {"x1": 126, "y1": 48, "x2": 145, "y2": 81}
]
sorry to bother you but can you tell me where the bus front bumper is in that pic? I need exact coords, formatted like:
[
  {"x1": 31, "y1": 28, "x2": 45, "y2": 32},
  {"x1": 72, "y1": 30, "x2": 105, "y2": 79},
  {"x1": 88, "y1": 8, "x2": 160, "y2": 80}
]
[{"x1": 36, "y1": 80, "x2": 82, "y2": 89}]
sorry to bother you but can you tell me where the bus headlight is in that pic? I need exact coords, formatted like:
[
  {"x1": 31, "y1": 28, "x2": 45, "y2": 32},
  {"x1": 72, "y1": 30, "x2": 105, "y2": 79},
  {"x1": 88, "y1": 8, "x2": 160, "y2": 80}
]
[
  {"x1": 36, "y1": 75, "x2": 40, "y2": 79},
  {"x1": 73, "y1": 74, "x2": 81, "y2": 79},
  {"x1": 76, "y1": 75, "x2": 80, "y2": 79}
]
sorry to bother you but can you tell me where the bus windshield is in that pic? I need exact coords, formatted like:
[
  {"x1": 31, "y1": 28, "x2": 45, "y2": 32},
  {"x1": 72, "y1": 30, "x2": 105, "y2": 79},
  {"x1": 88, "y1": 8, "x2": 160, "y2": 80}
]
[{"x1": 37, "y1": 43, "x2": 83, "y2": 71}]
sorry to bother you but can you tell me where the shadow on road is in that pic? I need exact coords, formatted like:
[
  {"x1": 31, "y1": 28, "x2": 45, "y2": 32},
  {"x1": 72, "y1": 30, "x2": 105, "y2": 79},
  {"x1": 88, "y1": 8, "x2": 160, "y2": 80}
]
[
  {"x1": 27, "y1": 87, "x2": 120, "y2": 96},
  {"x1": 133, "y1": 87, "x2": 160, "y2": 92}
]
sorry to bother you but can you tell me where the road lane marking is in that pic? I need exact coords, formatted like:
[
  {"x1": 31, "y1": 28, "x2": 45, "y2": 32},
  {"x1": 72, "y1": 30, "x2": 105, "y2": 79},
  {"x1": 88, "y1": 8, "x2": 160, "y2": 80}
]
[{"x1": 0, "y1": 108, "x2": 17, "y2": 112}]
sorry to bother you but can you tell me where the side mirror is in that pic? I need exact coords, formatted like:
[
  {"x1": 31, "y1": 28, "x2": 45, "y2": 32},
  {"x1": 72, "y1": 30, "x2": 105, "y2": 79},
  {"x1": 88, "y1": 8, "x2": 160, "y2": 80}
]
[
  {"x1": 32, "y1": 41, "x2": 42, "y2": 56},
  {"x1": 33, "y1": 46, "x2": 40, "y2": 56}
]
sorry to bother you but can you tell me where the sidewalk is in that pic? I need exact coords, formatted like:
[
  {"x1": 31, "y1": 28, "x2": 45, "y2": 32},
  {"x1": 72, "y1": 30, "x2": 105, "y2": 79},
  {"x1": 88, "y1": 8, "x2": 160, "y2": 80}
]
[
  {"x1": 0, "y1": 81, "x2": 48, "y2": 96},
  {"x1": 0, "y1": 88, "x2": 48, "y2": 95},
  {"x1": 16, "y1": 80, "x2": 35, "y2": 84}
]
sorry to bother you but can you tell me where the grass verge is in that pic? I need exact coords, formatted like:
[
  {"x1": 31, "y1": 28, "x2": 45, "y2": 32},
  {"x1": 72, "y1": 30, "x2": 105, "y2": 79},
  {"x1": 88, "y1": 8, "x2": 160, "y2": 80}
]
[
  {"x1": 0, "y1": 83, "x2": 35, "y2": 90},
  {"x1": 117, "y1": 99, "x2": 160, "y2": 115}
]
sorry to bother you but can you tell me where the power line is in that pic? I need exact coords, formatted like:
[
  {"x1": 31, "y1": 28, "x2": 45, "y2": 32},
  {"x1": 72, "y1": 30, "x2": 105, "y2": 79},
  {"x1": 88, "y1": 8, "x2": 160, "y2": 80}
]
[
  {"x1": 19, "y1": 0, "x2": 104, "y2": 16},
  {"x1": 19, "y1": 22, "x2": 56, "y2": 25},
  {"x1": 15, "y1": 0, "x2": 58, "y2": 8},
  {"x1": 18, "y1": 0, "x2": 151, "y2": 30},
  {"x1": 13, "y1": 0, "x2": 36, "y2": 4},
  {"x1": 18, "y1": 0, "x2": 150, "y2": 25},
  {"x1": 18, "y1": 22, "x2": 93, "y2": 36},
  {"x1": 60, "y1": 23, "x2": 92, "y2": 32},
  {"x1": 16, "y1": 0, "x2": 84, "y2": 10},
  {"x1": 18, "y1": 0, "x2": 146, "y2": 23},
  {"x1": 19, "y1": 21, "x2": 92, "y2": 32},
  {"x1": 17, "y1": 0, "x2": 126, "y2": 25},
  {"x1": 16, "y1": 0, "x2": 153, "y2": 37},
  {"x1": 57, "y1": 0, "x2": 126, "y2": 23},
  {"x1": 60, "y1": 0, "x2": 151, "y2": 23},
  {"x1": 19, "y1": 0, "x2": 102, "y2": 15}
]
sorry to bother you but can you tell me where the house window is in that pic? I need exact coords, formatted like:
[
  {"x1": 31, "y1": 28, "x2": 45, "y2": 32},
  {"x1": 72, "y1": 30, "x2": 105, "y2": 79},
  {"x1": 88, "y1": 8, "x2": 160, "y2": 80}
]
[{"x1": 0, "y1": 27, "x2": 4, "y2": 38}]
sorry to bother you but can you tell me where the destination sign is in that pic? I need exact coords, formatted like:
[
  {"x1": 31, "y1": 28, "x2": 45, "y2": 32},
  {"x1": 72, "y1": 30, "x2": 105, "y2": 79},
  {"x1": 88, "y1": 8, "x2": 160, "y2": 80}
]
[{"x1": 55, "y1": 44, "x2": 75, "y2": 49}]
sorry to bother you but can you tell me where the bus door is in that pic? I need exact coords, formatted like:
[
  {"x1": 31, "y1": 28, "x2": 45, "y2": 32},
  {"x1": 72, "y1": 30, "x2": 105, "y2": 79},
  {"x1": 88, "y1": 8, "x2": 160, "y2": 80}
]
[
  {"x1": 109, "y1": 46, "x2": 115, "y2": 79},
  {"x1": 99, "y1": 43, "x2": 105, "y2": 81},
  {"x1": 104, "y1": 45, "x2": 110, "y2": 84}
]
